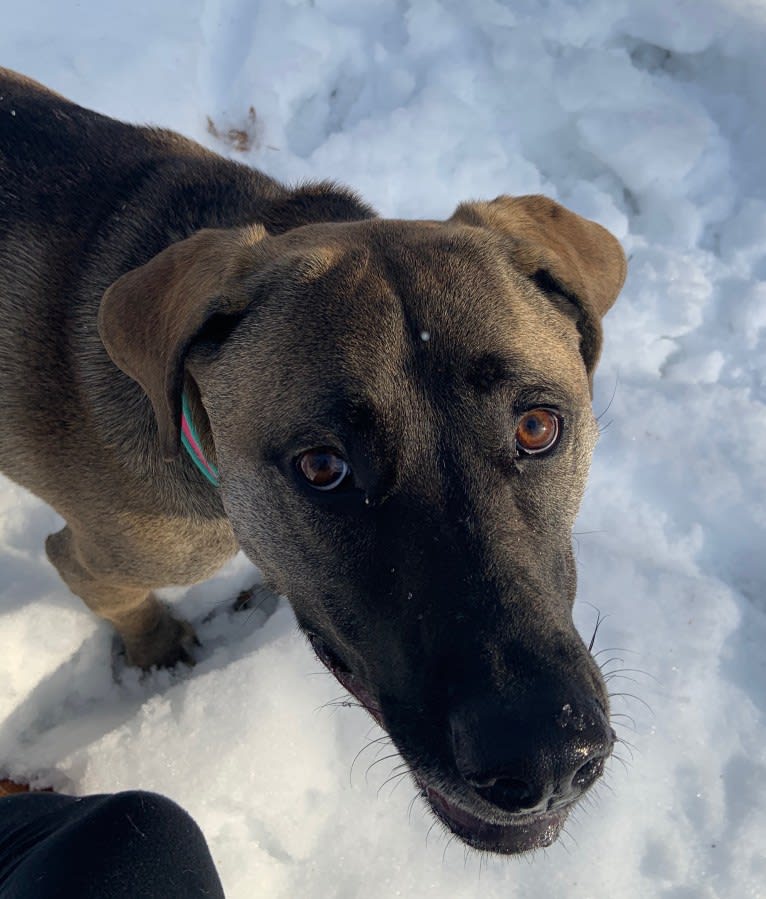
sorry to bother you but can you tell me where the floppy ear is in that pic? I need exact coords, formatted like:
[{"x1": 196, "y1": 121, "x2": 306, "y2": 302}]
[
  {"x1": 450, "y1": 195, "x2": 627, "y2": 383},
  {"x1": 98, "y1": 225, "x2": 267, "y2": 460}
]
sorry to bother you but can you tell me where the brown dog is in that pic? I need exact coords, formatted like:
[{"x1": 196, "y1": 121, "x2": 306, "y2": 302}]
[{"x1": 0, "y1": 67, "x2": 626, "y2": 853}]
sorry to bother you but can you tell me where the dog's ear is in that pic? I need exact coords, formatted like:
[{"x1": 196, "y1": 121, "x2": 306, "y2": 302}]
[
  {"x1": 450, "y1": 195, "x2": 626, "y2": 384},
  {"x1": 98, "y1": 226, "x2": 267, "y2": 460}
]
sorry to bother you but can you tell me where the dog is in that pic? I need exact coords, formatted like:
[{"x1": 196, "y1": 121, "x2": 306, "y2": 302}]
[{"x1": 0, "y1": 68, "x2": 626, "y2": 854}]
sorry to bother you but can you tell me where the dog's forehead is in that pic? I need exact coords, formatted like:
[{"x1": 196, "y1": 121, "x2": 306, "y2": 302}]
[{"x1": 256, "y1": 218, "x2": 587, "y2": 395}]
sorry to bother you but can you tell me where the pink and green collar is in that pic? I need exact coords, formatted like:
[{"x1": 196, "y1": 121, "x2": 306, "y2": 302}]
[{"x1": 180, "y1": 393, "x2": 220, "y2": 487}]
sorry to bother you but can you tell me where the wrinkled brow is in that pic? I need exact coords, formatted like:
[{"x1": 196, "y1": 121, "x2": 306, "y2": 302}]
[{"x1": 465, "y1": 353, "x2": 570, "y2": 403}]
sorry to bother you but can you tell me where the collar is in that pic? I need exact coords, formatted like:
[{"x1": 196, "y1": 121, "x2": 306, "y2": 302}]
[{"x1": 180, "y1": 393, "x2": 220, "y2": 487}]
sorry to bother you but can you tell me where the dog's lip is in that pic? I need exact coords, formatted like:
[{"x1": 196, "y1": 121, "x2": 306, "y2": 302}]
[
  {"x1": 308, "y1": 633, "x2": 383, "y2": 724},
  {"x1": 420, "y1": 779, "x2": 569, "y2": 853},
  {"x1": 334, "y1": 668, "x2": 383, "y2": 724}
]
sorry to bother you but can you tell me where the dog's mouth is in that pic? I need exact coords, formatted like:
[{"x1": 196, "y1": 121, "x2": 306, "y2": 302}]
[
  {"x1": 418, "y1": 780, "x2": 569, "y2": 853},
  {"x1": 308, "y1": 632, "x2": 573, "y2": 853}
]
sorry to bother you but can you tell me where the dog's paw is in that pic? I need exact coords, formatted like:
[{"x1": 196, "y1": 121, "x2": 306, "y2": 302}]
[{"x1": 121, "y1": 608, "x2": 199, "y2": 671}]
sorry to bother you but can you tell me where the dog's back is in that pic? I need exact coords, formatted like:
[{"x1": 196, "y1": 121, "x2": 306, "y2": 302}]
[
  {"x1": 0, "y1": 69, "x2": 276, "y2": 493},
  {"x1": 0, "y1": 68, "x2": 261, "y2": 235}
]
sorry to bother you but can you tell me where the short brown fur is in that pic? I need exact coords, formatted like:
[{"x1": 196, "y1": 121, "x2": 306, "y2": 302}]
[{"x1": 0, "y1": 68, "x2": 627, "y2": 853}]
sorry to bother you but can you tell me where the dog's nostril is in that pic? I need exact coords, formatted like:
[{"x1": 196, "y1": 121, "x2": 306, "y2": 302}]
[
  {"x1": 572, "y1": 755, "x2": 606, "y2": 791},
  {"x1": 473, "y1": 777, "x2": 543, "y2": 813}
]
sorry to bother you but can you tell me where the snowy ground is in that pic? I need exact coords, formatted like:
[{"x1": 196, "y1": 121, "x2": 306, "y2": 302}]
[{"x1": 1, "y1": 0, "x2": 766, "y2": 896}]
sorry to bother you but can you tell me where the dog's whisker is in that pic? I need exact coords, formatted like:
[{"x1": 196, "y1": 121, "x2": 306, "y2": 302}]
[
  {"x1": 315, "y1": 696, "x2": 351, "y2": 709},
  {"x1": 320, "y1": 702, "x2": 367, "y2": 718},
  {"x1": 557, "y1": 824, "x2": 575, "y2": 856},
  {"x1": 314, "y1": 692, "x2": 366, "y2": 715},
  {"x1": 578, "y1": 791, "x2": 598, "y2": 815},
  {"x1": 561, "y1": 806, "x2": 585, "y2": 850},
  {"x1": 616, "y1": 736, "x2": 639, "y2": 760},
  {"x1": 598, "y1": 655, "x2": 626, "y2": 671},
  {"x1": 386, "y1": 771, "x2": 410, "y2": 800},
  {"x1": 595, "y1": 373, "x2": 620, "y2": 420},
  {"x1": 616, "y1": 742, "x2": 635, "y2": 763},
  {"x1": 424, "y1": 818, "x2": 440, "y2": 849},
  {"x1": 610, "y1": 711, "x2": 637, "y2": 730},
  {"x1": 364, "y1": 752, "x2": 402, "y2": 784},
  {"x1": 442, "y1": 834, "x2": 457, "y2": 865},
  {"x1": 611, "y1": 753, "x2": 631, "y2": 775},
  {"x1": 407, "y1": 790, "x2": 421, "y2": 824},
  {"x1": 609, "y1": 690, "x2": 654, "y2": 715},
  {"x1": 590, "y1": 778, "x2": 610, "y2": 808},
  {"x1": 376, "y1": 766, "x2": 409, "y2": 799},
  {"x1": 604, "y1": 672, "x2": 643, "y2": 687},
  {"x1": 350, "y1": 735, "x2": 391, "y2": 783},
  {"x1": 371, "y1": 742, "x2": 394, "y2": 763},
  {"x1": 583, "y1": 604, "x2": 610, "y2": 652},
  {"x1": 604, "y1": 666, "x2": 657, "y2": 682},
  {"x1": 323, "y1": 699, "x2": 365, "y2": 710},
  {"x1": 593, "y1": 646, "x2": 636, "y2": 659}
]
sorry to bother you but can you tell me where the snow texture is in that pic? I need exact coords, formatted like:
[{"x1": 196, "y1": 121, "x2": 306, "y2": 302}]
[{"x1": 1, "y1": 1, "x2": 765, "y2": 897}]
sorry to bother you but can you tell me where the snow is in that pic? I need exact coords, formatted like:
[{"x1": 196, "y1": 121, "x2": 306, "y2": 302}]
[{"x1": 1, "y1": 1, "x2": 766, "y2": 897}]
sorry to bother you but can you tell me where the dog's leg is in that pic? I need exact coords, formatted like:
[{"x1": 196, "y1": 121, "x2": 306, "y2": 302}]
[{"x1": 45, "y1": 523, "x2": 231, "y2": 670}]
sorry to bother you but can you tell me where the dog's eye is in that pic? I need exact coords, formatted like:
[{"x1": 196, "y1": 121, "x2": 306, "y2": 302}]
[
  {"x1": 297, "y1": 448, "x2": 351, "y2": 491},
  {"x1": 515, "y1": 409, "x2": 561, "y2": 455}
]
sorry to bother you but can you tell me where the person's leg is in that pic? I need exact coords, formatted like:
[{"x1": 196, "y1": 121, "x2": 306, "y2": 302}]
[{"x1": 0, "y1": 790, "x2": 225, "y2": 898}]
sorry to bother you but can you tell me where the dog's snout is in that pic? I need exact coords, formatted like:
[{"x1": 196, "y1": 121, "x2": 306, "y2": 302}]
[
  {"x1": 471, "y1": 775, "x2": 546, "y2": 814},
  {"x1": 450, "y1": 696, "x2": 613, "y2": 816}
]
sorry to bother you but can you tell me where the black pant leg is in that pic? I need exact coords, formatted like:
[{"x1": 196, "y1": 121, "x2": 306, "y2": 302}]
[{"x1": 0, "y1": 790, "x2": 225, "y2": 898}]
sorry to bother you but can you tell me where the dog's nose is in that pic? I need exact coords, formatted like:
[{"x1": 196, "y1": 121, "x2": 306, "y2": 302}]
[{"x1": 449, "y1": 696, "x2": 613, "y2": 815}]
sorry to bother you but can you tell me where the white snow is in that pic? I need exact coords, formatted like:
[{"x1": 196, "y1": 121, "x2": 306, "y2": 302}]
[{"x1": 2, "y1": 1, "x2": 766, "y2": 897}]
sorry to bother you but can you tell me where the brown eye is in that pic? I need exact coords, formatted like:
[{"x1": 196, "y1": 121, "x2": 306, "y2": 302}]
[
  {"x1": 297, "y1": 449, "x2": 350, "y2": 491},
  {"x1": 515, "y1": 409, "x2": 561, "y2": 455}
]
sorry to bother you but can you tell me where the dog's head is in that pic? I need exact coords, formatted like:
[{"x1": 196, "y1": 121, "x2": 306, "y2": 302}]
[{"x1": 99, "y1": 193, "x2": 626, "y2": 854}]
